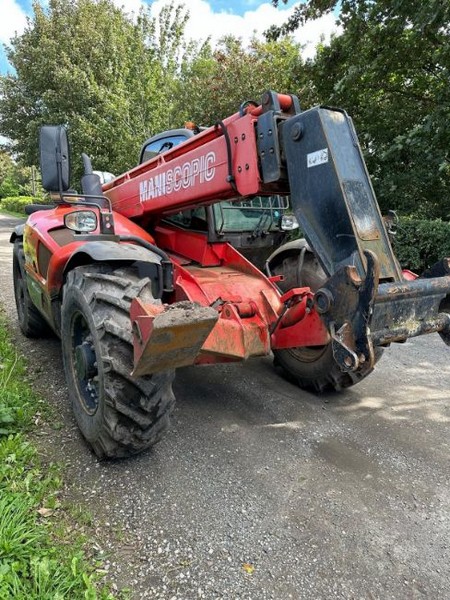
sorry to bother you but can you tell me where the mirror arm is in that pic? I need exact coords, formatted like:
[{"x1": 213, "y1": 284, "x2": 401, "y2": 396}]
[{"x1": 56, "y1": 147, "x2": 64, "y2": 200}]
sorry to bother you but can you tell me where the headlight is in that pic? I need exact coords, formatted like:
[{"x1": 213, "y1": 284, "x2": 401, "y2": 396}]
[
  {"x1": 64, "y1": 210, "x2": 98, "y2": 233},
  {"x1": 281, "y1": 214, "x2": 299, "y2": 231}
]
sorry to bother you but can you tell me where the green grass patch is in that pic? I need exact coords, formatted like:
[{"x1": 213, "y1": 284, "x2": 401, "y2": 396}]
[{"x1": 0, "y1": 312, "x2": 115, "y2": 599}]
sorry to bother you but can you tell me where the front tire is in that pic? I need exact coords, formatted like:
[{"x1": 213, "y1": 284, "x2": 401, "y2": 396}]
[
  {"x1": 61, "y1": 265, "x2": 175, "y2": 459},
  {"x1": 272, "y1": 250, "x2": 382, "y2": 392}
]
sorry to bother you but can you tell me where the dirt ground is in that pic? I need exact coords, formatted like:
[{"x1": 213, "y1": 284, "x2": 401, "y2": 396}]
[{"x1": 1, "y1": 213, "x2": 449, "y2": 599}]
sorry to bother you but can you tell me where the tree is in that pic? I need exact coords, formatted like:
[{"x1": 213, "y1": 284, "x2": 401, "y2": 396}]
[
  {"x1": 269, "y1": 1, "x2": 450, "y2": 218},
  {"x1": 0, "y1": 0, "x2": 192, "y2": 183},
  {"x1": 0, "y1": 151, "x2": 40, "y2": 198},
  {"x1": 175, "y1": 36, "x2": 314, "y2": 127},
  {"x1": 0, "y1": 151, "x2": 19, "y2": 197}
]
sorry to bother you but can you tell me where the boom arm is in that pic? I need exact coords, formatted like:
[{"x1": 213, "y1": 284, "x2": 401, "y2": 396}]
[
  {"x1": 102, "y1": 93, "x2": 295, "y2": 217},
  {"x1": 104, "y1": 91, "x2": 450, "y2": 376},
  {"x1": 104, "y1": 91, "x2": 397, "y2": 281}
]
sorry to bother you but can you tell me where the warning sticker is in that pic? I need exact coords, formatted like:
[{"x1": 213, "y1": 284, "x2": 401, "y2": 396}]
[{"x1": 307, "y1": 148, "x2": 328, "y2": 168}]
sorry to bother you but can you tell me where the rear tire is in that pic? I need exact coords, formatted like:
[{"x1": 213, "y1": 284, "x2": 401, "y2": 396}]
[
  {"x1": 61, "y1": 265, "x2": 175, "y2": 459},
  {"x1": 13, "y1": 240, "x2": 51, "y2": 338},
  {"x1": 272, "y1": 250, "x2": 382, "y2": 392}
]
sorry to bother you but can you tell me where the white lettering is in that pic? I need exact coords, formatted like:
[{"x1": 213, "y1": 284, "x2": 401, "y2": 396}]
[
  {"x1": 181, "y1": 162, "x2": 191, "y2": 189},
  {"x1": 173, "y1": 166, "x2": 182, "y2": 192},
  {"x1": 204, "y1": 152, "x2": 215, "y2": 181},
  {"x1": 166, "y1": 169, "x2": 173, "y2": 194},
  {"x1": 138, "y1": 152, "x2": 217, "y2": 202}
]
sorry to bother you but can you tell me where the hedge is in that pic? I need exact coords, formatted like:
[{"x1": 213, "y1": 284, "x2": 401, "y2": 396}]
[
  {"x1": 394, "y1": 217, "x2": 450, "y2": 273},
  {"x1": 0, "y1": 195, "x2": 48, "y2": 214}
]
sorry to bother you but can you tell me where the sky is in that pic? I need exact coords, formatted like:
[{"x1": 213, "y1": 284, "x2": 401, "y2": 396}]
[{"x1": 0, "y1": 0, "x2": 340, "y2": 75}]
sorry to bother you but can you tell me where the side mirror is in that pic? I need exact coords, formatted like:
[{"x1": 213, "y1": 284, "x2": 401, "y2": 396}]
[{"x1": 39, "y1": 125, "x2": 70, "y2": 192}]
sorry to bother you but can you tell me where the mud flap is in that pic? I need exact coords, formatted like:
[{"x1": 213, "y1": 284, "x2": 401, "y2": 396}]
[{"x1": 130, "y1": 298, "x2": 218, "y2": 376}]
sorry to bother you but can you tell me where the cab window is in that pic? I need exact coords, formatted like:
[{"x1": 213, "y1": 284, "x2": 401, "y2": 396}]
[{"x1": 141, "y1": 135, "x2": 189, "y2": 163}]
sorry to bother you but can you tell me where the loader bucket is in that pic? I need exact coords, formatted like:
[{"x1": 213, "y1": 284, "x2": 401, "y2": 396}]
[{"x1": 130, "y1": 299, "x2": 218, "y2": 376}]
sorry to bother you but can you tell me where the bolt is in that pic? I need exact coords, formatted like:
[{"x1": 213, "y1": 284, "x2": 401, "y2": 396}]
[
  {"x1": 344, "y1": 356, "x2": 353, "y2": 368},
  {"x1": 245, "y1": 164, "x2": 249, "y2": 170},
  {"x1": 291, "y1": 123, "x2": 303, "y2": 141},
  {"x1": 241, "y1": 133, "x2": 246, "y2": 141}
]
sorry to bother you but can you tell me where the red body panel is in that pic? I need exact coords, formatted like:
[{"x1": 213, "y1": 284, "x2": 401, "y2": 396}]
[
  {"x1": 23, "y1": 205, "x2": 156, "y2": 300},
  {"x1": 103, "y1": 110, "x2": 288, "y2": 219},
  {"x1": 24, "y1": 94, "x2": 330, "y2": 367}
]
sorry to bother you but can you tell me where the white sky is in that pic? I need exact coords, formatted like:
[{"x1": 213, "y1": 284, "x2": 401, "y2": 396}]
[{"x1": 0, "y1": 0, "x2": 340, "y2": 61}]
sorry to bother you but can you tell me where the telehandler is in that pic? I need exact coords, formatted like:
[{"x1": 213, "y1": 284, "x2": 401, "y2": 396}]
[{"x1": 11, "y1": 91, "x2": 450, "y2": 458}]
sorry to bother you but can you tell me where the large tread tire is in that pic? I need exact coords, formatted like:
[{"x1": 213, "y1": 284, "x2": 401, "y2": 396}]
[
  {"x1": 13, "y1": 241, "x2": 51, "y2": 338},
  {"x1": 272, "y1": 251, "x2": 383, "y2": 393},
  {"x1": 61, "y1": 264, "x2": 175, "y2": 459}
]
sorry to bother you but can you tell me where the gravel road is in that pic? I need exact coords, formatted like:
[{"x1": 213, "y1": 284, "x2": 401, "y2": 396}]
[{"x1": 1, "y1": 213, "x2": 449, "y2": 599}]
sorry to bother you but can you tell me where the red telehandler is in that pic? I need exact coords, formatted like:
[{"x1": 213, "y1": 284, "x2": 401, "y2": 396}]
[{"x1": 11, "y1": 91, "x2": 450, "y2": 458}]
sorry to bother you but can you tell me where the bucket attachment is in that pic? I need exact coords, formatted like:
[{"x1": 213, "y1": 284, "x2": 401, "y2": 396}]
[{"x1": 130, "y1": 298, "x2": 218, "y2": 376}]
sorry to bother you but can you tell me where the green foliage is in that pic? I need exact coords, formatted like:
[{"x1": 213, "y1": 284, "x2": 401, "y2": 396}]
[
  {"x1": 268, "y1": 0, "x2": 336, "y2": 40},
  {"x1": 270, "y1": 0, "x2": 450, "y2": 220},
  {"x1": 0, "y1": 152, "x2": 42, "y2": 199},
  {"x1": 0, "y1": 176, "x2": 20, "y2": 199},
  {"x1": 0, "y1": 314, "x2": 114, "y2": 598},
  {"x1": 0, "y1": 196, "x2": 47, "y2": 215},
  {"x1": 0, "y1": 0, "x2": 195, "y2": 184},
  {"x1": 176, "y1": 36, "x2": 314, "y2": 126},
  {"x1": 394, "y1": 217, "x2": 450, "y2": 273}
]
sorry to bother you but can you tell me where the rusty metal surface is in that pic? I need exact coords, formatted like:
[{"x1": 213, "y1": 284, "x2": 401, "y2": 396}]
[
  {"x1": 131, "y1": 298, "x2": 218, "y2": 376},
  {"x1": 199, "y1": 302, "x2": 270, "y2": 360},
  {"x1": 371, "y1": 274, "x2": 450, "y2": 346}
]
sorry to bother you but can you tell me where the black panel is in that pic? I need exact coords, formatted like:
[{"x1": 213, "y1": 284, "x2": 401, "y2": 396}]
[
  {"x1": 281, "y1": 107, "x2": 401, "y2": 281},
  {"x1": 39, "y1": 125, "x2": 70, "y2": 192}
]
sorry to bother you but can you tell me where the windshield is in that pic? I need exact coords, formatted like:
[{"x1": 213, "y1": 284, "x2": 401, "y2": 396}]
[{"x1": 213, "y1": 196, "x2": 289, "y2": 233}]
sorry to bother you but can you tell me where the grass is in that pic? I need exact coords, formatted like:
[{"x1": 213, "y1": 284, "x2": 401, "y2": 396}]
[
  {"x1": 0, "y1": 205, "x2": 27, "y2": 219},
  {"x1": 0, "y1": 207, "x2": 25, "y2": 219},
  {"x1": 0, "y1": 311, "x2": 116, "y2": 599}
]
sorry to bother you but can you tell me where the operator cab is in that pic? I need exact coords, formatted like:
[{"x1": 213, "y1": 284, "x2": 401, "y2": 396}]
[{"x1": 139, "y1": 128, "x2": 298, "y2": 269}]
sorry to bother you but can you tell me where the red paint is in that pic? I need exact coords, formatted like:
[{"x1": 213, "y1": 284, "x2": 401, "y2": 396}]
[
  {"x1": 402, "y1": 269, "x2": 418, "y2": 281},
  {"x1": 23, "y1": 205, "x2": 156, "y2": 296},
  {"x1": 102, "y1": 94, "x2": 292, "y2": 220},
  {"x1": 23, "y1": 94, "x2": 335, "y2": 368}
]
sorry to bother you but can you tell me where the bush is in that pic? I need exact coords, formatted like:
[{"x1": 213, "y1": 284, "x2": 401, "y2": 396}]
[
  {"x1": 393, "y1": 217, "x2": 450, "y2": 273},
  {"x1": 0, "y1": 176, "x2": 22, "y2": 199},
  {"x1": 0, "y1": 195, "x2": 48, "y2": 215}
]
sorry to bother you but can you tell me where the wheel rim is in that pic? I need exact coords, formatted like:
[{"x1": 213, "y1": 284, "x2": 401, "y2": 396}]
[{"x1": 70, "y1": 311, "x2": 100, "y2": 415}]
